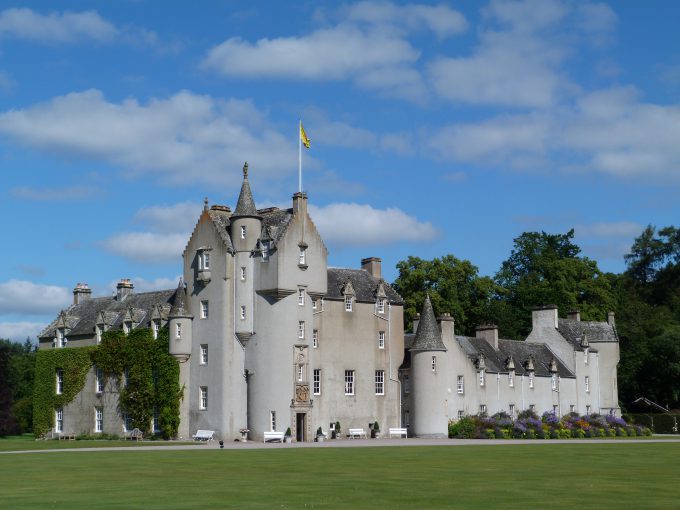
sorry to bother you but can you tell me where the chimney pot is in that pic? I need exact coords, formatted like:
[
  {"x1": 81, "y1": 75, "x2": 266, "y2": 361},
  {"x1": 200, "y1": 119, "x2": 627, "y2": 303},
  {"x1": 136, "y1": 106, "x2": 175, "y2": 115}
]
[
  {"x1": 116, "y1": 279, "x2": 134, "y2": 301},
  {"x1": 567, "y1": 310, "x2": 581, "y2": 321},
  {"x1": 73, "y1": 283, "x2": 92, "y2": 305},
  {"x1": 607, "y1": 311, "x2": 615, "y2": 327}
]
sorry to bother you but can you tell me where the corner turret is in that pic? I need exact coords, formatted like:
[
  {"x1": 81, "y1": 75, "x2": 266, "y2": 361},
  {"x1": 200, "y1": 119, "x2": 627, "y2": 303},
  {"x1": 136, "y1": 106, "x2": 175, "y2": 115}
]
[{"x1": 169, "y1": 280, "x2": 193, "y2": 361}]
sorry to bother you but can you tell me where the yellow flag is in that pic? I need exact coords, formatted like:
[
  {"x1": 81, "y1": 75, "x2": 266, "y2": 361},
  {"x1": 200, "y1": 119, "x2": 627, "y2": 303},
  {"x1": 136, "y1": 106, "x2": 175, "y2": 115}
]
[{"x1": 300, "y1": 122, "x2": 311, "y2": 149}]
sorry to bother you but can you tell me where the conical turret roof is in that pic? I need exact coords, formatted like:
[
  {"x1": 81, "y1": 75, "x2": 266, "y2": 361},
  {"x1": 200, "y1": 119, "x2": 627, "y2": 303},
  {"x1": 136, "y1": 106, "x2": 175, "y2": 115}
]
[
  {"x1": 410, "y1": 294, "x2": 446, "y2": 352},
  {"x1": 169, "y1": 280, "x2": 192, "y2": 319},
  {"x1": 233, "y1": 162, "x2": 259, "y2": 217}
]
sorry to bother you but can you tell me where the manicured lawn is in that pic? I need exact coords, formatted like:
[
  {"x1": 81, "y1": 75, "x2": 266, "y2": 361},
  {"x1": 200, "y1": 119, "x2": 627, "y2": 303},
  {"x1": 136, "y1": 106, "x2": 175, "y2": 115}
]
[
  {"x1": 0, "y1": 434, "x2": 195, "y2": 452},
  {"x1": 1, "y1": 443, "x2": 679, "y2": 509}
]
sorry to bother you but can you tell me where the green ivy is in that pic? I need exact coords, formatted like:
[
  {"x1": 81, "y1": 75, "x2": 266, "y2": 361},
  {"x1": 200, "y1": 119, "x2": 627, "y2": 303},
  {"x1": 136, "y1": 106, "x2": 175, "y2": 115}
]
[
  {"x1": 34, "y1": 327, "x2": 181, "y2": 439},
  {"x1": 33, "y1": 346, "x2": 96, "y2": 437}
]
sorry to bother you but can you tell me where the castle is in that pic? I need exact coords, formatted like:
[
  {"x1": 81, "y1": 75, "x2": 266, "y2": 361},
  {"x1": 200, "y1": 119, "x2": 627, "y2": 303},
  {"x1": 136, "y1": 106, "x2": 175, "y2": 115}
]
[{"x1": 39, "y1": 164, "x2": 620, "y2": 440}]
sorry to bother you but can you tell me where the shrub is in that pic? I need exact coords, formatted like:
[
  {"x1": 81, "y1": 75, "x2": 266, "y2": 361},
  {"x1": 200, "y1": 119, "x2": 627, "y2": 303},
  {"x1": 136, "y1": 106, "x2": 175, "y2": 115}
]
[{"x1": 449, "y1": 416, "x2": 476, "y2": 439}]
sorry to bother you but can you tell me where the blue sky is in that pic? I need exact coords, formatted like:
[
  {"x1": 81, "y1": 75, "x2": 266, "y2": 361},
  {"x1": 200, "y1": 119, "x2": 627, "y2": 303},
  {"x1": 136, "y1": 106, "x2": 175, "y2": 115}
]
[{"x1": 1, "y1": 1, "x2": 679, "y2": 341}]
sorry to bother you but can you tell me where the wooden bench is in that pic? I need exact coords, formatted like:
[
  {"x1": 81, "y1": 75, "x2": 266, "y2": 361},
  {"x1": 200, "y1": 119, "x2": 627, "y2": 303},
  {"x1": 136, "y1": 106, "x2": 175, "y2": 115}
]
[
  {"x1": 348, "y1": 428, "x2": 367, "y2": 439},
  {"x1": 124, "y1": 428, "x2": 143, "y2": 441},
  {"x1": 263, "y1": 431, "x2": 285, "y2": 443},
  {"x1": 389, "y1": 427, "x2": 408, "y2": 438},
  {"x1": 192, "y1": 429, "x2": 215, "y2": 441}
]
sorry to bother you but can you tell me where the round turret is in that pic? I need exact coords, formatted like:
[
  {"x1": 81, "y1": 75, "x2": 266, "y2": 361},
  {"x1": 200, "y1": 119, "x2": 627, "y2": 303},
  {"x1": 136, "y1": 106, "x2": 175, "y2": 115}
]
[{"x1": 168, "y1": 280, "x2": 193, "y2": 361}]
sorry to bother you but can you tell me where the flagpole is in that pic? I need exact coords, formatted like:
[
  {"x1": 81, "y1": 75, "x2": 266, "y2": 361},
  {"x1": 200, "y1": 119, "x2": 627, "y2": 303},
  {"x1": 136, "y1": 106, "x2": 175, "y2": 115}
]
[{"x1": 298, "y1": 119, "x2": 302, "y2": 193}]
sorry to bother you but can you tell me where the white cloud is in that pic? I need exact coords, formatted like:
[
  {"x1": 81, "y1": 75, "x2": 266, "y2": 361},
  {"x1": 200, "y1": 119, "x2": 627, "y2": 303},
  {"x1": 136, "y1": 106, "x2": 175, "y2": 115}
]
[
  {"x1": 0, "y1": 280, "x2": 70, "y2": 315},
  {"x1": 100, "y1": 232, "x2": 187, "y2": 263},
  {"x1": 10, "y1": 185, "x2": 101, "y2": 201},
  {"x1": 575, "y1": 222, "x2": 643, "y2": 239},
  {"x1": 0, "y1": 90, "x2": 296, "y2": 187},
  {"x1": 134, "y1": 201, "x2": 202, "y2": 233},
  {"x1": 0, "y1": 321, "x2": 46, "y2": 342},
  {"x1": 346, "y1": 1, "x2": 468, "y2": 38},
  {"x1": 309, "y1": 203, "x2": 439, "y2": 246},
  {"x1": 0, "y1": 8, "x2": 118, "y2": 43}
]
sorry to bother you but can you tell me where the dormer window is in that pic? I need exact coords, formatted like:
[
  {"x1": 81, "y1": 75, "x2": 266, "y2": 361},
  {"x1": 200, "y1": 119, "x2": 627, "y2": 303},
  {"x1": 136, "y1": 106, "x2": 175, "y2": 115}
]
[
  {"x1": 202, "y1": 252, "x2": 210, "y2": 270},
  {"x1": 584, "y1": 348, "x2": 589, "y2": 364},
  {"x1": 529, "y1": 371, "x2": 535, "y2": 389},
  {"x1": 123, "y1": 321, "x2": 132, "y2": 335},
  {"x1": 197, "y1": 248, "x2": 212, "y2": 284},
  {"x1": 345, "y1": 295, "x2": 353, "y2": 312},
  {"x1": 508, "y1": 371, "x2": 514, "y2": 388},
  {"x1": 261, "y1": 242, "x2": 269, "y2": 261},
  {"x1": 151, "y1": 320, "x2": 160, "y2": 340},
  {"x1": 478, "y1": 370, "x2": 485, "y2": 387},
  {"x1": 95, "y1": 325, "x2": 102, "y2": 344},
  {"x1": 56, "y1": 329, "x2": 65, "y2": 348},
  {"x1": 241, "y1": 225, "x2": 246, "y2": 239},
  {"x1": 377, "y1": 298, "x2": 386, "y2": 314}
]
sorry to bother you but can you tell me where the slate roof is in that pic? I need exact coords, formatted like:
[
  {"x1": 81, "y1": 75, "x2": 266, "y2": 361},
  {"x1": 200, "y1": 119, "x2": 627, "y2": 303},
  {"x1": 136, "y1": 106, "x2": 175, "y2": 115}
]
[
  {"x1": 232, "y1": 163, "x2": 258, "y2": 217},
  {"x1": 326, "y1": 268, "x2": 403, "y2": 304},
  {"x1": 260, "y1": 207, "x2": 293, "y2": 244},
  {"x1": 169, "y1": 283, "x2": 192, "y2": 318},
  {"x1": 456, "y1": 336, "x2": 574, "y2": 378},
  {"x1": 39, "y1": 289, "x2": 176, "y2": 340},
  {"x1": 558, "y1": 319, "x2": 617, "y2": 349},
  {"x1": 208, "y1": 209, "x2": 234, "y2": 252},
  {"x1": 410, "y1": 295, "x2": 446, "y2": 352}
]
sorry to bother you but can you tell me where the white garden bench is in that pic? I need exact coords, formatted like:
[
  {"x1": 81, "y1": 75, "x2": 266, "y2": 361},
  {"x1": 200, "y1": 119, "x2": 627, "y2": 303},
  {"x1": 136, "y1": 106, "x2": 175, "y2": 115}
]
[
  {"x1": 389, "y1": 427, "x2": 408, "y2": 438},
  {"x1": 263, "y1": 431, "x2": 285, "y2": 443},
  {"x1": 124, "y1": 428, "x2": 144, "y2": 441},
  {"x1": 348, "y1": 428, "x2": 367, "y2": 439},
  {"x1": 192, "y1": 429, "x2": 215, "y2": 441}
]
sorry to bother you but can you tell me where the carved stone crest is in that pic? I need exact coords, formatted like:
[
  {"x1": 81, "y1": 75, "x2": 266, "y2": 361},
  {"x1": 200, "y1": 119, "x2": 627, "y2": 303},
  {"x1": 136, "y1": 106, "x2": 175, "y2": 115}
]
[{"x1": 295, "y1": 384, "x2": 310, "y2": 403}]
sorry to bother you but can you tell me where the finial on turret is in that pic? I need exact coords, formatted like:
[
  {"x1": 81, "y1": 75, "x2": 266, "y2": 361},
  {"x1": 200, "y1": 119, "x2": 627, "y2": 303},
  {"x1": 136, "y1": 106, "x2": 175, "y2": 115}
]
[
  {"x1": 243, "y1": 161, "x2": 248, "y2": 178},
  {"x1": 203, "y1": 197, "x2": 209, "y2": 211}
]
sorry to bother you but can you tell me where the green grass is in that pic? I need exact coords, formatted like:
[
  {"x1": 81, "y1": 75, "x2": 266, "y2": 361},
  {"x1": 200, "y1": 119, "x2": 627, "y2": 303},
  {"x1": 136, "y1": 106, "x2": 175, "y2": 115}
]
[
  {"x1": 0, "y1": 434, "x2": 195, "y2": 451},
  {"x1": 1, "y1": 443, "x2": 679, "y2": 509}
]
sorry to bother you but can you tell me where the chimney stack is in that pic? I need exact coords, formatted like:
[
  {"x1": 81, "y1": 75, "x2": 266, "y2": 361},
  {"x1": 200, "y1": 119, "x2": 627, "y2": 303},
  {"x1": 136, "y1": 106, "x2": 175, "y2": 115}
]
[
  {"x1": 413, "y1": 313, "x2": 420, "y2": 334},
  {"x1": 116, "y1": 279, "x2": 133, "y2": 301},
  {"x1": 567, "y1": 310, "x2": 581, "y2": 321},
  {"x1": 437, "y1": 313, "x2": 455, "y2": 344},
  {"x1": 607, "y1": 311, "x2": 615, "y2": 327},
  {"x1": 292, "y1": 192, "x2": 308, "y2": 216},
  {"x1": 476, "y1": 324, "x2": 499, "y2": 350},
  {"x1": 361, "y1": 257, "x2": 382, "y2": 279},
  {"x1": 73, "y1": 283, "x2": 92, "y2": 305}
]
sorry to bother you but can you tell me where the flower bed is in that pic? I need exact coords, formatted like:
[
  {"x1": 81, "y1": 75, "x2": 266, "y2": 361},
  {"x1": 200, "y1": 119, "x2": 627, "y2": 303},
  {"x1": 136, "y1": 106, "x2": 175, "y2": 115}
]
[{"x1": 448, "y1": 411, "x2": 651, "y2": 439}]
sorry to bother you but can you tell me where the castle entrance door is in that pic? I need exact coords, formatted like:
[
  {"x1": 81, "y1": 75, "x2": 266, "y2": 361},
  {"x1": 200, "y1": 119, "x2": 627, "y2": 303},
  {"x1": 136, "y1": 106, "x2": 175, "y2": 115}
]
[{"x1": 296, "y1": 413, "x2": 307, "y2": 442}]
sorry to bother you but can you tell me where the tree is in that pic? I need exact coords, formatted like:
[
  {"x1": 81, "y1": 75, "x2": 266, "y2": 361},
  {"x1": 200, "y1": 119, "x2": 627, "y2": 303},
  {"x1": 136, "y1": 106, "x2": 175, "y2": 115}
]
[
  {"x1": 494, "y1": 230, "x2": 615, "y2": 338},
  {"x1": 0, "y1": 338, "x2": 36, "y2": 435},
  {"x1": 392, "y1": 255, "x2": 498, "y2": 336}
]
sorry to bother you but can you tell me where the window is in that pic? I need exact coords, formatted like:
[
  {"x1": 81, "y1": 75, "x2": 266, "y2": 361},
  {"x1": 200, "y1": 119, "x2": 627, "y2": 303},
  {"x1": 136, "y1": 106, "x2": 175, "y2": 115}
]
[
  {"x1": 586, "y1": 405, "x2": 591, "y2": 415},
  {"x1": 508, "y1": 371, "x2": 514, "y2": 388},
  {"x1": 312, "y1": 299, "x2": 317, "y2": 310},
  {"x1": 96, "y1": 325, "x2": 102, "y2": 344},
  {"x1": 528, "y1": 371, "x2": 535, "y2": 389},
  {"x1": 479, "y1": 404, "x2": 487, "y2": 415},
  {"x1": 509, "y1": 404, "x2": 516, "y2": 419},
  {"x1": 458, "y1": 410, "x2": 464, "y2": 420},
  {"x1": 240, "y1": 225, "x2": 246, "y2": 239},
  {"x1": 176, "y1": 323, "x2": 182, "y2": 339},
  {"x1": 123, "y1": 321, "x2": 132, "y2": 335},
  {"x1": 457, "y1": 375, "x2": 464, "y2": 394},
  {"x1": 478, "y1": 370, "x2": 485, "y2": 387},
  {"x1": 320, "y1": 298, "x2": 325, "y2": 311},
  {"x1": 200, "y1": 251, "x2": 211, "y2": 270},
  {"x1": 56, "y1": 368, "x2": 63, "y2": 395},
  {"x1": 261, "y1": 244, "x2": 269, "y2": 261},
  {"x1": 55, "y1": 408, "x2": 63, "y2": 433},
  {"x1": 529, "y1": 404, "x2": 536, "y2": 412},
  {"x1": 313, "y1": 369, "x2": 321, "y2": 395},
  {"x1": 584, "y1": 349, "x2": 589, "y2": 364},
  {"x1": 152, "y1": 406, "x2": 160, "y2": 433},
  {"x1": 124, "y1": 412, "x2": 133, "y2": 432},
  {"x1": 124, "y1": 367, "x2": 130, "y2": 388},
  {"x1": 240, "y1": 267, "x2": 246, "y2": 281},
  {"x1": 96, "y1": 367, "x2": 104, "y2": 393},
  {"x1": 95, "y1": 407, "x2": 103, "y2": 433},
  {"x1": 375, "y1": 370, "x2": 385, "y2": 395},
  {"x1": 404, "y1": 374, "x2": 410, "y2": 394},
  {"x1": 432, "y1": 356, "x2": 437, "y2": 372},
  {"x1": 299, "y1": 248, "x2": 306, "y2": 265},
  {"x1": 378, "y1": 331, "x2": 385, "y2": 349},
  {"x1": 345, "y1": 295, "x2": 353, "y2": 312},
  {"x1": 200, "y1": 300, "x2": 209, "y2": 319},
  {"x1": 344, "y1": 370, "x2": 355, "y2": 395},
  {"x1": 270, "y1": 411, "x2": 276, "y2": 431},
  {"x1": 553, "y1": 405, "x2": 559, "y2": 415},
  {"x1": 405, "y1": 411, "x2": 410, "y2": 427},
  {"x1": 298, "y1": 288, "x2": 305, "y2": 306},
  {"x1": 240, "y1": 305, "x2": 246, "y2": 320},
  {"x1": 200, "y1": 386, "x2": 208, "y2": 410},
  {"x1": 56, "y1": 329, "x2": 65, "y2": 348},
  {"x1": 298, "y1": 321, "x2": 305, "y2": 339},
  {"x1": 585, "y1": 376, "x2": 590, "y2": 393},
  {"x1": 297, "y1": 364, "x2": 303, "y2": 382},
  {"x1": 151, "y1": 320, "x2": 159, "y2": 340},
  {"x1": 570, "y1": 404, "x2": 576, "y2": 413},
  {"x1": 377, "y1": 298, "x2": 385, "y2": 314},
  {"x1": 312, "y1": 330, "x2": 318, "y2": 348},
  {"x1": 200, "y1": 344, "x2": 208, "y2": 365},
  {"x1": 551, "y1": 374, "x2": 558, "y2": 390}
]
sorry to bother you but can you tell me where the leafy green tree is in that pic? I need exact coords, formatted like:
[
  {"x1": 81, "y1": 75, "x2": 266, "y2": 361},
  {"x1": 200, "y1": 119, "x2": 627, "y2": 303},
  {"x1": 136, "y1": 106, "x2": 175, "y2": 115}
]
[
  {"x1": 0, "y1": 338, "x2": 35, "y2": 435},
  {"x1": 392, "y1": 255, "x2": 498, "y2": 336},
  {"x1": 494, "y1": 229, "x2": 615, "y2": 338}
]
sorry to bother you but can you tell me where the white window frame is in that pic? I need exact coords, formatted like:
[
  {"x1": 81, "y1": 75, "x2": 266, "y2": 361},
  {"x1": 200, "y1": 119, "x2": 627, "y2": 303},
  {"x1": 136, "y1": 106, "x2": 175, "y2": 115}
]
[
  {"x1": 508, "y1": 371, "x2": 514, "y2": 388},
  {"x1": 378, "y1": 331, "x2": 385, "y2": 349},
  {"x1": 298, "y1": 321, "x2": 305, "y2": 339},
  {"x1": 55, "y1": 408, "x2": 63, "y2": 433},
  {"x1": 510, "y1": 404, "x2": 516, "y2": 419},
  {"x1": 200, "y1": 386, "x2": 208, "y2": 410},
  {"x1": 151, "y1": 320, "x2": 159, "y2": 340},
  {"x1": 313, "y1": 369, "x2": 321, "y2": 395},
  {"x1": 240, "y1": 225, "x2": 246, "y2": 239},
  {"x1": 95, "y1": 407, "x2": 103, "y2": 433},
  {"x1": 240, "y1": 305, "x2": 246, "y2": 320},
  {"x1": 56, "y1": 329, "x2": 65, "y2": 348},
  {"x1": 312, "y1": 329, "x2": 318, "y2": 348},
  {"x1": 551, "y1": 374, "x2": 558, "y2": 390},
  {"x1": 298, "y1": 288, "x2": 305, "y2": 306},
  {"x1": 124, "y1": 412, "x2": 133, "y2": 433},
  {"x1": 96, "y1": 367, "x2": 104, "y2": 393},
  {"x1": 240, "y1": 267, "x2": 246, "y2": 281},
  {"x1": 261, "y1": 243, "x2": 269, "y2": 262},
  {"x1": 344, "y1": 370, "x2": 355, "y2": 395},
  {"x1": 176, "y1": 323, "x2": 181, "y2": 339},
  {"x1": 312, "y1": 299, "x2": 317, "y2": 310},
  {"x1": 479, "y1": 404, "x2": 487, "y2": 415},
  {"x1": 457, "y1": 375, "x2": 464, "y2": 394},
  {"x1": 457, "y1": 410, "x2": 464, "y2": 420},
  {"x1": 432, "y1": 356, "x2": 437, "y2": 372},
  {"x1": 584, "y1": 349, "x2": 589, "y2": 364},
  {"x1": 377, "y1": 298, "x2": 386, "y2": 314},
  {"x1": 96, "y1": 325, "x2": 102, "y2": 344},
  {"x1": 123, "y1": 321, "x2": 132, "y2": 335},
  {"x1": 297, "y1": 364, "x2": 303, "y2": 382},
  {"x1": 200, "y1": 344, "x2": 208, "y2": 365},
  {"x1": 200, "y1": 251, "x2": 211, "y2": 270},
  {"x1": 152, "y1": 406, "x2": 161, "y2": 433},
  {"x1": 375, "y1": 370, "x2": 385, "y2": 395},
  {"x1": 344, "y1": 295, "x2": 353, "y2": 312},
  {"x1": 270, "y1": 411, "x2": 276, "y2": 431},
  {"x1": 299, "y1": 248, "x2": 306, "y2": 265},
  {"x1": 528, "y1": 371, "x2": 535, "y2": 389},
  {"x1": 478, "y1": 370, "x2": 485, "y2": 387},
  {"x1": 56, "y1": 368, "x2": 63, "y2": 395},
  {"x1": 585, "y1": 375, "x2": 590, "y2": 393},
  {"x1": 200, "y1": 300, "x2": 209, "y2": 319}
]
